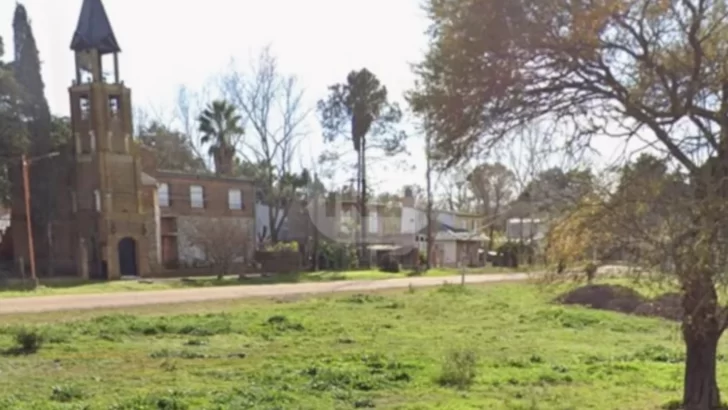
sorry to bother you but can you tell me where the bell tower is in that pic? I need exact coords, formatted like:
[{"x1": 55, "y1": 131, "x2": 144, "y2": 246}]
[{"x1": 69, "y1": 0, "x2": 149, "y2": 279}]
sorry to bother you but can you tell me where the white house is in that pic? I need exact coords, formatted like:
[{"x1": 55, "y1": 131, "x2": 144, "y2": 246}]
[{"x1": 505, "y1": 218, "x2": 546, "y2": 242}]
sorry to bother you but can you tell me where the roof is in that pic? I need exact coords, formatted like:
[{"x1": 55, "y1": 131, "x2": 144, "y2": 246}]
[
  {"x1": 155, "y1": 169, "x2": 255, "y2": 183},
  {"x1": 141, "y1": 172, "x2": 157, "y2": 186},
  {"x1": 70, "y1": 0, "x2": 121, "y2": 54},
  {"x1": 417, "y1": 221, "x2": 488, "y2": 242}
]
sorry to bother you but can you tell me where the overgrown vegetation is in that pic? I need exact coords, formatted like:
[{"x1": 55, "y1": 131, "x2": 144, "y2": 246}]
[{"x1": 0, "y1": 282, "x2": 716, "y2": 409}]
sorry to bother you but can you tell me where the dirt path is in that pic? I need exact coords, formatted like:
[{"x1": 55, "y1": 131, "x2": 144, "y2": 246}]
[{"x1": 0, "y1": 273, "x2": 531, "y2": 314}]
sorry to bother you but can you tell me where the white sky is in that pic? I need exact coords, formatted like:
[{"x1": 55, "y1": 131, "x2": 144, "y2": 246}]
[
  {"x1": 0, "y1": 0, "x2": 431, "y2": 194},
  {"x1": 0, "y1": 0, "x2": 634, "y2": 197}
]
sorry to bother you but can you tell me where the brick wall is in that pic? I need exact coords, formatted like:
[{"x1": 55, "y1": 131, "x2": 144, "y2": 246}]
[
  {"x1": 154, "y1": 171, "x2": 255, "y2": 219},
  {"x1": 176, "y1": 215, "x2": 254, "y2": 266}
]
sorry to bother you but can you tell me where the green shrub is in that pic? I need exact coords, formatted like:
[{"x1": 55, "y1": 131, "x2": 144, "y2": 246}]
[
  {"x1": 50, "y1": 385, "x2": 84, "y2": 402},
  {"x1": 265, "y1": 241, "x2": 299, "y2": 252},
  {"x1": 14, "y1": 328, "x2": 43, "y2": 354},
  {"x1": 378, "y1": 253, "x2": 400, "y2": 273},
  {"x1": 437, "y1": 348, "x2": 478, "y2": 389}
]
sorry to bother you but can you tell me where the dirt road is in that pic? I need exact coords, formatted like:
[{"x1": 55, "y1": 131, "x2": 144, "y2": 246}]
[{"x1": 0, "y1": 273, "x2": 531, "y2": 314}]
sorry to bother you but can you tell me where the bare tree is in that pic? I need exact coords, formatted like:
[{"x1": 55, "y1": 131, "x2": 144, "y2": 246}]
[
  {"x1": 185, "y1": 218, "x2": 251, "y2": 280},
  {"x1": 220, "y1": 47, "x2": 311, "y2": 243},
  {"x1": 175, "y1": 85, "x2": 213, "y2": 171},
  {"x1": 467, "y1": 162, "x2": 516, "y2": 248}
]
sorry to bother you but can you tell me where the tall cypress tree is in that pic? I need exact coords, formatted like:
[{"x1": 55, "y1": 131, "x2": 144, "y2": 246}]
[{"x1": 13, "y1": 3, "x2": 55, "y2": 276}]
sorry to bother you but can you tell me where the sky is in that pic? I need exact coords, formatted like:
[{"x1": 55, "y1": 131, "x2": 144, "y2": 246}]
[
  {"x1": 0, "y1": 0, "x2": 431, "y2": 194},
  {"x1": 0, "y1": 0, "x2": 641, "y2": 200}
]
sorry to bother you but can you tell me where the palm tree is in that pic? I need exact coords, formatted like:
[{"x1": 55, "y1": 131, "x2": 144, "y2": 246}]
[
  {"x1": 318, "y1": 69, "x2": 403, "y2": 265},
  {"x1": 197, "y1": 100, "x2": 243, "y2": 176}
]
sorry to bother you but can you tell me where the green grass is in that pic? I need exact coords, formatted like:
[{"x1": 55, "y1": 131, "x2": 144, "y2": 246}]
[
  {"x1": 0, "y1": 281, "x2": 704, "y2": 409},
  {"x1": 0, "y1": 266, "x2": 537, "y2": 299}
]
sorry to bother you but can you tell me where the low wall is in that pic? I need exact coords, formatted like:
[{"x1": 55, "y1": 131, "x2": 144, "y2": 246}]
[{"x1": 255, "y1": 251, "x2": 302, "y2": 274}]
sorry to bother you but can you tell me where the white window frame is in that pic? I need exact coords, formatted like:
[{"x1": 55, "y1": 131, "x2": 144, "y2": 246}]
[
  {"x1": 158, "y1": 183, "x2": 170, "y2": 207},
  {"x1": 228, "y1": 188, "x2": 242, "y2": 210},
  {"x1": 190, "y1": 185, "x2": 204, "y2": 208},
  {"x1": 94, "y1": 189, "x2": 101, "y2": 211}
]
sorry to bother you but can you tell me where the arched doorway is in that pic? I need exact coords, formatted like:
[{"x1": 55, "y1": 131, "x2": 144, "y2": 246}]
[{"x1": 118, "y1": 237, "x2": 138, "y2": 276}]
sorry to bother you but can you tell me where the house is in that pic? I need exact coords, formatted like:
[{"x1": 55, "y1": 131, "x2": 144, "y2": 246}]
[
  {"x1": 10, "y1": 0, "x2": 256, "y2": 280},
  {"x1": 505, "y1": 218, "x2": 546, "y2": 243},
  {"x1": 282, "y1": 188, "x2": 485, "y2": 267}
]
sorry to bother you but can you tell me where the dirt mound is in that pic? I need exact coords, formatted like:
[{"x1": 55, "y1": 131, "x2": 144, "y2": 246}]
[
  {"x1": 558, "y1": 284, "x2": 646, "y2": 313},
  {"x1": 558, "y1": 285, "x2": 685, "y2": 321},
  {"x1": 634, "y1": 293, "x2": 683, "y2": 321}
]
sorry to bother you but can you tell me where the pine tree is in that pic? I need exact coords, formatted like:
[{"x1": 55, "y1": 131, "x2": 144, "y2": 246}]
[
  {"x1": 0, "y1": 36, "x2": 27, "y2": 205},
  {"x1": 13, "y1": 3, "x2": 55, "y2": 276}
]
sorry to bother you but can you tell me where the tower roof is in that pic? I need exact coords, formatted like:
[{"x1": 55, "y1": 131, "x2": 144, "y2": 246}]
[{"x1": 70, "y1": 0, "x2": 120, "y2": 54}]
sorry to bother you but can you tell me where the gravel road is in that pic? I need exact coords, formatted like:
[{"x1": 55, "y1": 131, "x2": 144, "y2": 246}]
[{"x1": 0, "y1": 273, "x2": 531, "y2": 314}]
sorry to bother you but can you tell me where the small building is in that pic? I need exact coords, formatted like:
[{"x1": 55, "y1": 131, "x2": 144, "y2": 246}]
[{"x1": 416, "y1": 221, "x2": 488, "y2": 267}]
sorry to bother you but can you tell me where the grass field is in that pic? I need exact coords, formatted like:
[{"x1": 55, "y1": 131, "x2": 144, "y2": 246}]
[
  {"x1": 0, "y1": 280, "x2": 706, "y2": 409},
  {"x1": 0, "y1": 266, "x2": 535, "y2": 299}
]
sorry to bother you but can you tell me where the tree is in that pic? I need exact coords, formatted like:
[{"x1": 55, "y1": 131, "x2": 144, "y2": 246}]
[
  {"x1": 436, "y1": 165, "x2": 475, "y2": 213},
  {"x1": 513, "y1": 168, "x2": 594, "y2": 219},
  {"x1": 467, "y1": 163, "x2": 516, "y2": 247},
  {"x1": 13, "y1": 4, "x2": 55, "y2": 276},
  {"x1": 545, "y1": 194, "x2": 609, "y2": 269},
  {"x1": 221, "y1": 47, "x2": 311, "y2": 243},
  {"x1": 197, "y1": 100, "x2": 243, "y2": 176},
  {"x1": 318, "y1": 68, "x2": 406, "y2": 260},
  {"x1": 138, "y1": 122, "x2": 207, "y2": 173},
  {"x1": 0, "y1": 37, "x2": 27, "y2": 205},
  {"x1": 185, "y1": 218, "x2": 251, "y2": 280},
  {"x1": 50, "y1": 116, "x2": 71, "y2": 149},
  {"x1": 409, "y1": 0, "x2": 728, "y2": 406}
]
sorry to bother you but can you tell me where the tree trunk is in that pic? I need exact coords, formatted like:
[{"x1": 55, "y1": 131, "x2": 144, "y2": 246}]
[
  {"x1": 683, "y1": 331, "x2": 721, "y2": 410},
  {"x1": 681, "y1": 272, "x2": 723, "y2": 410},
  {"x1": 360, "y1": 141, "x2": 368, "y2": 268},
  {"x1": 45, "y1": 222, "x2": 54, "y2": 277}
]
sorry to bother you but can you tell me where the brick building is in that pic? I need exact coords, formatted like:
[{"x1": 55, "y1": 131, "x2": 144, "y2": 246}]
[{"x1": 10, "y1": 0, "x2": 255, "y2": 280}]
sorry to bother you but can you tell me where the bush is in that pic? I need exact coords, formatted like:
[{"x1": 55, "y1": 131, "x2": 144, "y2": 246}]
[
  {"x1": 265, "y1": 241, "x2": 299, "y2": 253},
  {"x1": 50, "y1": 385, "x2": 84, "y2": 402},
  {"x1": 418, "y1": 251, "x2": 427, "y2": 266},
  {"x1": 378, "y1": 253, "x2": 401, "y2": 273},
  {"x1": 14, "y1": 327, "x2": 43, "y2": 354},
  {"x1": 437, "y1": 348, "x2": 478, "y2": 389}
]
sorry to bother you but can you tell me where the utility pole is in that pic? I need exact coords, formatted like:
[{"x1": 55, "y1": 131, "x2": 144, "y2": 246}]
[
  {"x1": 21, "y1": 154, "x2": 38, "y2": 288},
  {"x1": 313, "y1": 172, "x2": 320, "y2": 271},
  {"x1": 19, "y1": 151, "x2": 59, "y2": 289},
  {"x1": 425, "y1": 128, "x2": 435, "y2": 270}
]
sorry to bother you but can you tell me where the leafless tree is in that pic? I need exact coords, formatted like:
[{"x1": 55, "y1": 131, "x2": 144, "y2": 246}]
[
  {"x1": 220, "y1": 46, "x2": 311, "y2": 243},
  {"x1": 186, "y1": 217, "x2": 251, "y2": 280}
]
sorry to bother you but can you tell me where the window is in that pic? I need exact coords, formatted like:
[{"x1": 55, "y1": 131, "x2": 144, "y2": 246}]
[
  {"x1": 94, "y1": 189, "x2": 101, "y2": 211},
  {"x1": 79, "y1": 96, "x2": 90, "y2": 120},
  {"x1": 190, "y1": 185, "x2": 204, "y2": 208},
  {"x1": 158, "y1": 183, "x2": 169, "y2": 207},
  {"x1": 108, "y1": 95, "x2": 120, "y2": 118},
  {"x1": 228, "y1": 189, "x2": 242, "y2": 210}
]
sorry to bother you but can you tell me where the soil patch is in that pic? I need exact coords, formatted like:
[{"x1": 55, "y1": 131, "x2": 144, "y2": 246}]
[{"x1": 557, "y1": 285, "x2": 682, "y2": 321}]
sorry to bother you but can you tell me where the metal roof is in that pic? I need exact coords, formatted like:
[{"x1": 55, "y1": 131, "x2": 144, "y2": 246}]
[{"x1": 70, "y1": 0, "x2": 121, "y2": 54}]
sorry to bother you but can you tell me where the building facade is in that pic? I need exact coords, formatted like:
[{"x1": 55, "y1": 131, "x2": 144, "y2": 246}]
[{"x1": 10, "y1": 0, "x2": 255, "y2": 280}]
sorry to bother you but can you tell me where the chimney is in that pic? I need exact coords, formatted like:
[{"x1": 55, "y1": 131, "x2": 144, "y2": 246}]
[{"x1": 402, "y1": 186, "x2": 414, "y2": 207}]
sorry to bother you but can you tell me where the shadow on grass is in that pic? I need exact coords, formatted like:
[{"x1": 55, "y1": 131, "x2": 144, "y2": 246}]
[
  {"x1": 0, "y1": 347, "x2": 35, "y2": 357},
  {"x1": 176, "y1": 272, "x2": 349, "y2": 288}
]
